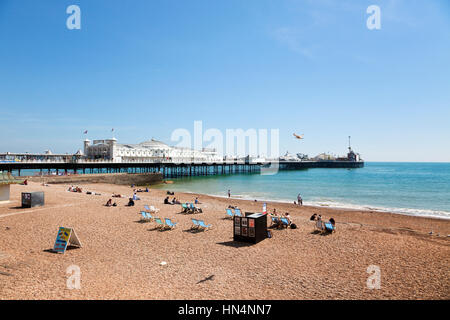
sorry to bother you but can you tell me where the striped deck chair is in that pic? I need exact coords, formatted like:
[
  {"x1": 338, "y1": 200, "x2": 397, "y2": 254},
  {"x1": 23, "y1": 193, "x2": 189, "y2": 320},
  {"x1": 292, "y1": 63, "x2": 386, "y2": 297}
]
[
  {"x1": 324, "y1": 222, "x2": 335, "y2": 233},
  {"x1": 225, "y1": 208, "x2": 234, "y2": 219},
  {"x1": 198, "y1": 220, "x2": 212, "y2": 231},
  {"x1": 191, "y1": 218, "x2": 200, "y2": 230},
  {"x1": 154, "y1": 217, "x2": 165, "y2": 230},
  {"x1": 164, "y1": 218, "x2": 177, "y2": 230},
  {"x1": 149, "y1": 205, "x2": 159, "y2": 214},
  {"x1": 234, "y1": 208, "x2": 242, "y2": 217},
  {"x1": 270, "y1": 216, "x2": 280, "y2": 227},
  {"x1": 140, "y1": 211, "x2": 149, "y2": 222},
  {"x1": 280, "y1": 217, "x2": 290, "y2": 229},
  {"x1": 181, "y1": 203, "x2": 189, "y2": 213}
]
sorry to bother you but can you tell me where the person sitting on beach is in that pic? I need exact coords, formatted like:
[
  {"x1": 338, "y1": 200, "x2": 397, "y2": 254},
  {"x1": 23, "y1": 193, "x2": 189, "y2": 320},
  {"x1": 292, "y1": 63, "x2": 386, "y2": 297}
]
[
  {"x1": 194, "y1": 197, "x2": 200, "y2": 204},
  {"x1": 272, "y1": 208, "x2": 278, "y2": 216},
  {"x1": 285, "y1": 212, "x2": 292, "y2": 225},
  {"x1": 171, "y1": 197, "x2": 181, "y2": 205},
  {"x1": 145, "y1": 187, "x2": 149, "y2": 192},
  {"x1": 105, "y1": 199, "x2": 113, "y2": 207},
  {"x1": 164, "y1": 196, "x2": 170, "y2": 204},
  {"x1": 133, "y1": 193, "x2": 140, "y2": 201},
  {"x1": 329, "y1": 218, "x2": 335, "y2": 226},
  {"x1": 310, "y1": 213, "x2": 318, "y2": 221},
  {"x1": 127, "y1": 198, "x2": 135, "y2": 207}
]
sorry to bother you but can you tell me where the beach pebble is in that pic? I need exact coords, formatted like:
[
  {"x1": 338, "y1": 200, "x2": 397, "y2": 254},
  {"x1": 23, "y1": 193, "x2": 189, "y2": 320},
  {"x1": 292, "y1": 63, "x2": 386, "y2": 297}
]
[{"x1": 160, "y1": 261, "x2": 167, "y2": 266}]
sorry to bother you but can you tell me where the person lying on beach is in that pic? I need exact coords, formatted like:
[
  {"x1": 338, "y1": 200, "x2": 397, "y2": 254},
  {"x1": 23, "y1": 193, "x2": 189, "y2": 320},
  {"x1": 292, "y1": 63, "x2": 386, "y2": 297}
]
[{"x1": 112, "y1": 193, "x2": 122, "y2": 198}]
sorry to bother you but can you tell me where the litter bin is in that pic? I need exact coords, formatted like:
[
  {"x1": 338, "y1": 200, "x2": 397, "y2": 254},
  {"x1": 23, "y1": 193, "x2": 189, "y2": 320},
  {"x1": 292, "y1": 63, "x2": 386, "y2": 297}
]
[{"x1": 22, "y1": 192, "x2": 45, "y2": 208}]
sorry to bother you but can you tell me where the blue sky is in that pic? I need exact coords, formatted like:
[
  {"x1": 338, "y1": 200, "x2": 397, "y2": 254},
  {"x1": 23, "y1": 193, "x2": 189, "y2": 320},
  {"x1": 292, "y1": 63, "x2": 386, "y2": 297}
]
[{"x1": 0, "y1": 0, "x2": 449, "y2": 161}]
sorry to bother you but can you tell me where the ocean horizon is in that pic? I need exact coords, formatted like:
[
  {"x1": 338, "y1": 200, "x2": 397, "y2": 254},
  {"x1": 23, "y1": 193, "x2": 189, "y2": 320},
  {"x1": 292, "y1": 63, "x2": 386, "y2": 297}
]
[{"x1": 152, "y1": 162, "x2": 450, "y2": 220}]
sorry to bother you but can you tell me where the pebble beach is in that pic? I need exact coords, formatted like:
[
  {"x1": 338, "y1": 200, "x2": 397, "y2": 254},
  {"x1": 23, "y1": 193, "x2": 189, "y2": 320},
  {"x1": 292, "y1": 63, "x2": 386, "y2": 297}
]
[{"x1": 0, "y1": 181, "x2": 449, "y2": 300}]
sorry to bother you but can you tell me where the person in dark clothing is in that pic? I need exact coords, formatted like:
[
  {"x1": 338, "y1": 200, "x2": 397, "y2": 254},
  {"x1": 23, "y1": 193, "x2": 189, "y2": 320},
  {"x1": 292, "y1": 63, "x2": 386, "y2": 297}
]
[{"x1": 127, "y1": 198, "x2": 135, "y2": 207}]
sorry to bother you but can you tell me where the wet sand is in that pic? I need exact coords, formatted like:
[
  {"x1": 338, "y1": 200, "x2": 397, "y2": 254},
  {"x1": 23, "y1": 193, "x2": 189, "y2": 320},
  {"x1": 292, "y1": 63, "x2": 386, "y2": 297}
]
[{"x1": 0, "y1": 181, "x2": 449, "y2": 300}]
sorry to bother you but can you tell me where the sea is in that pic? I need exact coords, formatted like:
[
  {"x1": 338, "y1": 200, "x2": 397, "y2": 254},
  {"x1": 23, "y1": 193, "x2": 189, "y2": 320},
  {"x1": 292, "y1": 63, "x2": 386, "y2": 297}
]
[{"x1": 152, "y1": 162, "x2": 450, "y2": 220}]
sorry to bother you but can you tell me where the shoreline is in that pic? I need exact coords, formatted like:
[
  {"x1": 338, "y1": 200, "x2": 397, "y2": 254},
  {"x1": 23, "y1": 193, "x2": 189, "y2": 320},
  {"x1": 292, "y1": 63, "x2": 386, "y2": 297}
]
[{"x1": 153, "y1": 184, "x2": 450, "y2": 222}]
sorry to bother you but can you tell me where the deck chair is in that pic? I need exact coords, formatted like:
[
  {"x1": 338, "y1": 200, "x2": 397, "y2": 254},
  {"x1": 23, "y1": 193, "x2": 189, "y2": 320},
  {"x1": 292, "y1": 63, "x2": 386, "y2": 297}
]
[
  {"x1": 181, "y1": 203, "x2": 189, "y2": 213},
  {"x1": 234, "y1": 208, "x2": 242, "y2": 217},
  {"x1": 225, "y1": 208, "x2": 234, "y2": 219},
  {"x1": 164, "y1": 218, "x2": 177, "y2": 230},
  {"x1": 154, "y1": 217, "x2": 165, "y2": 230},
  {"x1": 144, "y1": 205, "x2": 151, "y2": 212},
  {"x1": 280, "y1": 218, "x2": 290, "y2": 229},
  {"x1": 198, "y1": 220, "x2": 212, "y2": 231},
  {"x1": 140, "y1": 211, "x2": 149, "y2": 222},
  {"x1": 188, "y1": 203, "x2": 196, "y2": 214},
  {"x1": 191, "y1": 218, "x2": 200, "y2": 230},
  {"x1": 270, "y1": 216, "x2": 280, "y2": 227},
  {"x1": 324, "y1": 222, "x2": 335, "y2": 233},
  {"x1": 149, "y1": 205, "x2": 159, "y2": 213}
]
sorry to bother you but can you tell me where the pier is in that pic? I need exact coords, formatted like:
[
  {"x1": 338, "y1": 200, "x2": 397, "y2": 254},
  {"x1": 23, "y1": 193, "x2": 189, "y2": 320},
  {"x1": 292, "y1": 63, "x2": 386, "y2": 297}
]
[{"x1": 0, "y1": 157, "x2": 364, "y2": 178}]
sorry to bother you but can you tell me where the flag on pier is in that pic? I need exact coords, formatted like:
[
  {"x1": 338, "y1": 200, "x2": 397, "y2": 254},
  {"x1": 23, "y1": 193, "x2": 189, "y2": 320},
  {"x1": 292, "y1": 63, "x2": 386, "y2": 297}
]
[{"x1": 83, "y1": 130, "x2": 88, "y2": 134}]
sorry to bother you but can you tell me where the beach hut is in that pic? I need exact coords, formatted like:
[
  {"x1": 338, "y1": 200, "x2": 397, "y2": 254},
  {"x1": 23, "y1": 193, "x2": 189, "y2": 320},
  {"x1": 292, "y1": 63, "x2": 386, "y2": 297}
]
[{"x1": 0, "y1": 171, "x2": 24, "y2": 204}]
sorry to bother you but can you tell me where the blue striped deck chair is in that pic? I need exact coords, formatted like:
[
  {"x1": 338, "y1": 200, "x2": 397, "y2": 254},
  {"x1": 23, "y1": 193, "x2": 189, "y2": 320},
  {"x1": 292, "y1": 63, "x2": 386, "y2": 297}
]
[
  {"x1": 144, "y1": 205, "x2": 151, "y2": 212},
  {"x1": 271, "y1": 216, "x2": 280, "y2": 227},
  {"x1": 191, "y1": 218, "x2": 200, "y2": 230},
  {"x1": 154, "y1": 217, "x2": 165, "y2": 230},
  {"x1": 145, "y1": 212, "x2": 154, "y2": 221},
  {"x1": 140, "y1": 211, "x2": 149, "y2": 222},
  {"x1": 280, "y1": 217, "x2": 290, "y2": 228},
  {"x1": 198, "y1": 220, "x2": 212, "y2": 231},
  {"x1": 225, "y1": 208, "x2": 234, "y2": 219},
  {"x1": 181, "y1": 203, "x2": 189, "y2": 213},
  {"x1": 164, "y1": 218, "x2": 177, "y2": 230},
  {"x1": 324, "y1": 222, "x2": 335, "y2": 233},
  {"x1": 234, "y1": 208, "x2": 242, "y2": 217}
]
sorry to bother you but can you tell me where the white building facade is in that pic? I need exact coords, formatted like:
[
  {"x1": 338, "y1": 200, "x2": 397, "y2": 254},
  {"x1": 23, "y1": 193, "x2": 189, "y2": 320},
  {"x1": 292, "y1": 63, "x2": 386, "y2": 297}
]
[{"x1": 83, "y1": 138, "x2": 222, "y2": 163}]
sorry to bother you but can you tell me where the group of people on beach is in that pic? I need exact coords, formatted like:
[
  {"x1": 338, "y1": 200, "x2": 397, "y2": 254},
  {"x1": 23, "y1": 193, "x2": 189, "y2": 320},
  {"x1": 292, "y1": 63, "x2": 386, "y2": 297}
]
[
  {"x1": 68, "y1": 185, "x2": 82, "y2": 193},
  {"x1": 164, "y1": 196, "x2": 181, "y2": 205},
  {"x1": 270, "y1": 208, "x2": 295, "y2": 229}
]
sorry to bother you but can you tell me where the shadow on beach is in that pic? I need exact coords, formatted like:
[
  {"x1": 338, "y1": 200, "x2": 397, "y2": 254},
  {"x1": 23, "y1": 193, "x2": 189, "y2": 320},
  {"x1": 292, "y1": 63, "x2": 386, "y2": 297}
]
[
  {"x1": 216, "y1": 240, "x2": 254, "y2": 248},
  {"x1": 43, "y1": 246, "x2": 80, "y2": 254}
]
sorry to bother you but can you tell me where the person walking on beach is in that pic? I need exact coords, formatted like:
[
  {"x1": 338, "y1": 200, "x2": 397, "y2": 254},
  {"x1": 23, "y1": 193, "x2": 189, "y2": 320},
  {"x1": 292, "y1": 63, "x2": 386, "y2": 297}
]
[
  {"x1": 228, "y1": 189, "x2": 231, "y2": 198},
  {"x1": 297, "y1": 193, "x2": 303, "y2": 206}
]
